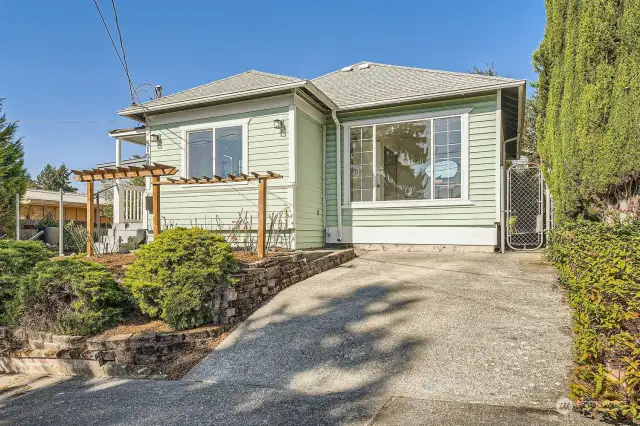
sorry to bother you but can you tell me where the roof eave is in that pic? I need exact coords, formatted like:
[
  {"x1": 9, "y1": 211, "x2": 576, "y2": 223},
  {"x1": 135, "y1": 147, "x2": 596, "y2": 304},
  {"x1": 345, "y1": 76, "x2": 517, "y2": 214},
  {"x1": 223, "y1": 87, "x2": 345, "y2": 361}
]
[
  {"x1": 336, "y1": 81, "x2": 526, "y2": 111},
  {"x1": 302, "y1": 81, "x2": 338, "y2": 110},
  {"x1": 117, "y1": 81, "x2": 308, "y2": 118}
]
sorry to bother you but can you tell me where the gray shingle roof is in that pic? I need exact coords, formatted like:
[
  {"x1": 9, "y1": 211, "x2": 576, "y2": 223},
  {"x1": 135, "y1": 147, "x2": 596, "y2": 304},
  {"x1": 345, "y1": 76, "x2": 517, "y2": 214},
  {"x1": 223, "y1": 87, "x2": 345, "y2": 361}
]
[
  {"x1": 312, "y1": 61, "x2": 523, "y2": 109},
  {"x1": 119, "y1": 62, "x2": 524, "y2": 116},
  {"x1": 120, "y1": 70, "x2": 304, "y2": 114}
]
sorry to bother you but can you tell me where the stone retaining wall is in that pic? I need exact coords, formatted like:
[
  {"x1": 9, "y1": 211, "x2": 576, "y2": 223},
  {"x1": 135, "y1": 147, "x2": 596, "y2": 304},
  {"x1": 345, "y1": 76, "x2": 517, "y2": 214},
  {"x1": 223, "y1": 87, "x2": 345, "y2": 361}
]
[{"x1": 0, "y1": 248, "x2": 356, "y2": 378}]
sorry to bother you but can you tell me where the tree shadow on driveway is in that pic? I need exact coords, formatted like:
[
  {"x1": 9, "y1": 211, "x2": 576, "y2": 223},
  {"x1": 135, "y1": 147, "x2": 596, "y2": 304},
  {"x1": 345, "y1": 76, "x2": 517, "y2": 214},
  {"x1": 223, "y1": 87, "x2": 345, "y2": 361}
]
[{"x1": 0, "y1": 282, "x2": 425, "y2": 426}]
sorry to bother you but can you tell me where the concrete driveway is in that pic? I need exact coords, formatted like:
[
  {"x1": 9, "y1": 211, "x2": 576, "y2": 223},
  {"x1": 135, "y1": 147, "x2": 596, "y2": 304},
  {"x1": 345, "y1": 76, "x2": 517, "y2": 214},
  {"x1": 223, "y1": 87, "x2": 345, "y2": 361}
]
[
  {"x1": 0, "y1": 251, "x2": 601, "y2": 425},
  {"x1": 186, "y1": 251, "x2": 574, "y2": 406}
]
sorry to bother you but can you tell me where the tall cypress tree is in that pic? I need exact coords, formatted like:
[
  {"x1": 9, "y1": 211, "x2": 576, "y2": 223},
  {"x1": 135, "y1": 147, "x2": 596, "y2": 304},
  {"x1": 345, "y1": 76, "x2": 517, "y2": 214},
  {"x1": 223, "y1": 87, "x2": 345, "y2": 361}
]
[
  {"x1": 535, "y1": 0, "x2": 640, "y2": 220},
  {"x1": 0, "y1": 99, "x2": 29, "y2": 237}
]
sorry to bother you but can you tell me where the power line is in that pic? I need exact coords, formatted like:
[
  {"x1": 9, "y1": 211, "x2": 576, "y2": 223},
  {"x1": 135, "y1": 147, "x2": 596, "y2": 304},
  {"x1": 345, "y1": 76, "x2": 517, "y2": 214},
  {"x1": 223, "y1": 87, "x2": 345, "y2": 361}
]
[
  {"x1": 92, "y1": 0, "x2": 135, "y2": 104},
  {"x1": 18, "y1": 120, "x2": 118, "y2": 124},
  {"x1": 92, "y1": 0, "x2": 187, "y2": 153},
  {"x1": 110, "y1": 0, "x2": 135, "y2": 105}
]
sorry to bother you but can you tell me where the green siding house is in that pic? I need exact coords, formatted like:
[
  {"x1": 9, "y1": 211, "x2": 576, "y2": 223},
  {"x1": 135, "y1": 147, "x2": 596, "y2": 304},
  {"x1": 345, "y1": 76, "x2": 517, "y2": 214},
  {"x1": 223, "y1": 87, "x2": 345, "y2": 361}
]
[{"x1": 109, "y1": 62, "x2": 525, "y2": 251}]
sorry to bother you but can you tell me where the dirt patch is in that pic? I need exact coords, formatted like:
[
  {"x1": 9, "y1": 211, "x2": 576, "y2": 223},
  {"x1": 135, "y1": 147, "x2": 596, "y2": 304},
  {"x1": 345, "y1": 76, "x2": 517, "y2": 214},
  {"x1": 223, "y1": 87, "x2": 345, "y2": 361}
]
[
  {"x1": 84, "y1": 254, "x2": 137, "y2": 280},
  {"x1": 93, "y1": 318, "x2": 173, "y2": 338}
]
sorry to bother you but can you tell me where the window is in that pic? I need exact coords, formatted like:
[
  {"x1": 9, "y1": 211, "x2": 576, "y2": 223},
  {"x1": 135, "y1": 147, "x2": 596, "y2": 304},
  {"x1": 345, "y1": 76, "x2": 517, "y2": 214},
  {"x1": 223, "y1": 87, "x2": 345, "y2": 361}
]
[
  {"x1": 215, "y1": 126, "x2": 243, "y2": 176},
  {"x1": 350, "y1": 127, "x2": 374, "y2": 202},
  {"x1": 346, "y1": 113, "x2": 467, "y2": 204},
  {"x1": 187, "y1": 130, "x2": 213, "y2": 177},
  {"x1": 185, "y1": 120, "x2": 248, "y2": 178}
]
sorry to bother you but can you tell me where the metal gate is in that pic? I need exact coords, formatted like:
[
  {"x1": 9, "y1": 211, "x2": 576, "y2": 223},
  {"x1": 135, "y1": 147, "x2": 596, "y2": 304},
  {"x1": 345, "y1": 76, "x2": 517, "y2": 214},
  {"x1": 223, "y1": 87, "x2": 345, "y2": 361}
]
[{"x1": 506, "y1": 163, "x2": 545, "y2": 250}]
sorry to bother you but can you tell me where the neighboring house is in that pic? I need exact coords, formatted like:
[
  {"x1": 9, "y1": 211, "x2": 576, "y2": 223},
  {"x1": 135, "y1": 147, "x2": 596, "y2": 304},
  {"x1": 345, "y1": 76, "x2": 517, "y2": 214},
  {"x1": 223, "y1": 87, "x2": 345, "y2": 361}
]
[
  {"x1": 106, "y1": 62, "x2": 525, "y2": 251},
  {"x1": 21, "y1": 188, "x2": 111, "y2": 224}
]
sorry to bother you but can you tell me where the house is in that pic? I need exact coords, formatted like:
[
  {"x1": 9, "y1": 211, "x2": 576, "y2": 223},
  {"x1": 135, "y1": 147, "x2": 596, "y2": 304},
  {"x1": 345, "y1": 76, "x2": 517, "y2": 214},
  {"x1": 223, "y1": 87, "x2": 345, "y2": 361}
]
[
  {"x1": 107, "y1": 62, "x2": 525, "y2": 251},
  {"x1": 21, "y1": 188, "x2": 111, "y2": 224}
]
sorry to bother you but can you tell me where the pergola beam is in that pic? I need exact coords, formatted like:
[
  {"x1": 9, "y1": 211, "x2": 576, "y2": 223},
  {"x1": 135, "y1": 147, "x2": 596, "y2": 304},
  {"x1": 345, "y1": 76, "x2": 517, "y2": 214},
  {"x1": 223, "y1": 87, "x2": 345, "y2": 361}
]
[
  {"x1": 72, "y1": 163, "x2": 177, "y2": 182},
  {"x1": 154, "y1": 173, "x2": 282, "y2": 186}
]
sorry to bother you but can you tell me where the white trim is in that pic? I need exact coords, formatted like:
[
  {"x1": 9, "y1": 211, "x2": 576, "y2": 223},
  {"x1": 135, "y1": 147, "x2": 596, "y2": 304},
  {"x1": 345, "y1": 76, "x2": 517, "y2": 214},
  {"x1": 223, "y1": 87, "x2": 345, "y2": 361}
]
[
  {"x1": 343, "y1": 108, "x2": 473, "y2": 128},
  {"x1": 325, "y1": 226, "x2": 497, "y2": 246},
  {"x1": 461, "y1": 113, "x2": 470, "y2": 201},
  {"x1": 337, "y1": 81, "x2": 527, "y2": 111},
  {"x1": 120, "y1": 82, "x2": 305, "y2": 117},
  {"x1": 108, "y1": 128, "x2": 147, "y2": 139},
  {"x1": 294, "y1": 94, "x2": 325, "y2": 124},
  {"x1": 343, "y1": 108, "x2": 472, "y2": 208},
  {"x1": 343, "y1": 123, "x2": 350, "y2": 205},
  {"x1": 181, "y1": 117, "x2": 250, "y2": 179},
  {"x1": 288, "y1": 105, "x2": 297, "y2": 184},
  {"x1": 345, "y1": 199, "x2": 474, "y2": 209},
  {"x1": 147, "y1": 95, "x2": 293, "y2": 127}
]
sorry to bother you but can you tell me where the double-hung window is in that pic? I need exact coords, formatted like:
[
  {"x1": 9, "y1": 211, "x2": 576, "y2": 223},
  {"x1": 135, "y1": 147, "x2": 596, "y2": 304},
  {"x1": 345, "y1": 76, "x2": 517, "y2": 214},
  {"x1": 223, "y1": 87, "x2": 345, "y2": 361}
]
[
  {"x1": 346, "y1": 110, "x2": 469, "y2": 205},
  {"x1": 184, "y1": 119, "x2": 249, "y2": 179}
]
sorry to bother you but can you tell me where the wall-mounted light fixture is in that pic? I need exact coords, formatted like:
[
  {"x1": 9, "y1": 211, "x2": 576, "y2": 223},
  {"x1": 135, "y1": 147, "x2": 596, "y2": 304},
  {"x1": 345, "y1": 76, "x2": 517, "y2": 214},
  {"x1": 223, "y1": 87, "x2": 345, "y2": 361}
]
[
  {"x1": 150, "y1": 134, "x2": 162, "y2": 148},
  {"x1": 273, "y1": 119, "x2": 285, "y2": 129}
]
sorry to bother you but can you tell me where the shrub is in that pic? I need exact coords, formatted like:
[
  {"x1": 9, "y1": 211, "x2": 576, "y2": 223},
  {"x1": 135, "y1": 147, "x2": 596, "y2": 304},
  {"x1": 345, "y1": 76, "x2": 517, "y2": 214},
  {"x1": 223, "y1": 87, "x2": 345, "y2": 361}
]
[
  {"x1": 12, "y1": 258, "x2": 129, "y2": 335},
  {"x1": 0, "y1": 240, "x2": 52, "y2": 324},
  {"x1": 547, "y1": 219, "x2": 640, "y2": 422},
  {"x1": 124, "y1": 228, "x2": 237, "y2": 330}
]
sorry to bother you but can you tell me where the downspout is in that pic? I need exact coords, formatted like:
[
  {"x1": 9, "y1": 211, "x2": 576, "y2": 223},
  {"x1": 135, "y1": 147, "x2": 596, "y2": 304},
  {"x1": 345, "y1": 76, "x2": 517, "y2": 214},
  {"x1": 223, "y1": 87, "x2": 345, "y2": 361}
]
[
  {"x1": 331, "y1": 110, "x2": 342, "y2": 242},
  {"x1": 322, "y1": 121, "x2": 327, "y2": 233},
  {"x1": 496, "y1": 89, "x2": 505, "y2": 253}
]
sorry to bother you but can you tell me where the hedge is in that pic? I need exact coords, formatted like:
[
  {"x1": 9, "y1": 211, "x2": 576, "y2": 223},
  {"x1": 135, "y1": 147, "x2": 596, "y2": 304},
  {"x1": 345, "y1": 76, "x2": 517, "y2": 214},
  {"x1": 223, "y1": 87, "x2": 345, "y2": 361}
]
[
  {"x1": 547, "y1": 220, "x2": 640, "y2": 422},
  {"x1": 11, "y1": 258, "x2": 129, "y2": 336},
  {"x1": 124, "y1": 228, "x2": 237, "y2": 330},
  {"x1": 534, "y1": 0, "x2": 640, "y2": 220},
  {"x1": 0, "y1": 240, "x2": 52, "y2": 324}
]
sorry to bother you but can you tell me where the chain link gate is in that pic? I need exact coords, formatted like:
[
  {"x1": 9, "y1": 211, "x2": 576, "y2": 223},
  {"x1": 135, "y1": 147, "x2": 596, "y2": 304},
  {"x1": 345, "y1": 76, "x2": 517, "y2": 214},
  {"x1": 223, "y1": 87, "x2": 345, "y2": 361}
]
[{"x1": 506, "y1": 163, "x2": 545, "y2": 250}]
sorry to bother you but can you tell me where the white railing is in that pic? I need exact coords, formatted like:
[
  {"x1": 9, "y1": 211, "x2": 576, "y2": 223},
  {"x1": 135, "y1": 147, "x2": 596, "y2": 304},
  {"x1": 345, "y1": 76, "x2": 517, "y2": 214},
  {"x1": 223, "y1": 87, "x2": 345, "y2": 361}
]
[{"x1": 119, "y1": 185, "x2": 145, "y2": 223}]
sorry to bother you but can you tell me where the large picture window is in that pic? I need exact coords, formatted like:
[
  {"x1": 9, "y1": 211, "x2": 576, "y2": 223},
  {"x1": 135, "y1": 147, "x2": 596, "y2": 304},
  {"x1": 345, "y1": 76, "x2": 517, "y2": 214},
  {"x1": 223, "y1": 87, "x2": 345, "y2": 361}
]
[
  {"x1": 185, "y1": 120, "x2": 248, "y2": 178},
  {"x1": 347, "y1": 113, "x2": 467, "y2": 204}
]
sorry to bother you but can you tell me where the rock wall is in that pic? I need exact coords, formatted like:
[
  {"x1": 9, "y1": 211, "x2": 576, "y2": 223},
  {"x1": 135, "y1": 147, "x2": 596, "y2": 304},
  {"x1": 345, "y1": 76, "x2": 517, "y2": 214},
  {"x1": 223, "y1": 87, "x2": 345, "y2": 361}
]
[{"x1": 0, "y1": 249, "x2": 356, "y2": 378}]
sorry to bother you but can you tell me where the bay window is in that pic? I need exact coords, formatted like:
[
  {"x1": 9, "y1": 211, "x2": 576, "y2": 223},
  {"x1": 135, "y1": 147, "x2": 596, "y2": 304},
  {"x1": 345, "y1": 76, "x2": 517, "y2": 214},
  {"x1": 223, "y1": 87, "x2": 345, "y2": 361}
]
[{"x1": 346, "y1": 111, "x2": 468, "y2": 205}]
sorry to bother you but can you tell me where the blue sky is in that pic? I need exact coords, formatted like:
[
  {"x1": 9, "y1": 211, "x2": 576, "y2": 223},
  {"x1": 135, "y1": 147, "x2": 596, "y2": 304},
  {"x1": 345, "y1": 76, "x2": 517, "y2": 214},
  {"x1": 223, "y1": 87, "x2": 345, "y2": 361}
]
[{"x1": 0, "y1": 1, "x2": 546, "y2": 186}]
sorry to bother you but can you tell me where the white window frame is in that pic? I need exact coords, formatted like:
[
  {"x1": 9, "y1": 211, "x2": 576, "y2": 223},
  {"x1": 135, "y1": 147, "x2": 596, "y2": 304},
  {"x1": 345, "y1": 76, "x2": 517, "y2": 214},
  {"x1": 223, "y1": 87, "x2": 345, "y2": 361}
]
[
  {"x1": 342, "y1": 108, "x2": 472, "y2": 208},
  {"x1": 180, "y1": 118, "x2": 250, "y2": 184}
]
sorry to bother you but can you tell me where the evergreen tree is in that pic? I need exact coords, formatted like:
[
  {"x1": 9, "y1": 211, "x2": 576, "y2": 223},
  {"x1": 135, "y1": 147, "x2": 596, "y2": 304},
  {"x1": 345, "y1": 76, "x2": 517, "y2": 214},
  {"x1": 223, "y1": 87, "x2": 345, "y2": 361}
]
[
  {"x1": 0, "y1": 99, "x2": 29, "y2": 237},
  {"x1": 535, "y1": 0, "x2": 640, "y2": 220},
  {"x1": 471, "y1": 63, "x2": 498, "y2": 76},
  {"x1": 34, "y1": 163, "x2": 77, "y2": 192}
]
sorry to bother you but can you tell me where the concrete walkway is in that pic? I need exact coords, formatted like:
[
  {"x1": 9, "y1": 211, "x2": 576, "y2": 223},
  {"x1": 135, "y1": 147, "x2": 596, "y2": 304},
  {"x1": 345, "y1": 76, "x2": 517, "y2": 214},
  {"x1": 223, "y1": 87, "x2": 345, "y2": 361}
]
[{"x1": 0, "y1": 252, "x2": 603, "y2": 425}]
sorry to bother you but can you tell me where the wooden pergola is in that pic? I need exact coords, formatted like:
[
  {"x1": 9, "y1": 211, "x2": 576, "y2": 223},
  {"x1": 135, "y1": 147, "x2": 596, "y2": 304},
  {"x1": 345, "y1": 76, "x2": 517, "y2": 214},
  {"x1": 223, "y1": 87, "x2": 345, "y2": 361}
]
[{"x1": 72, "y1": 164, "x2": 282, "y2": 258}]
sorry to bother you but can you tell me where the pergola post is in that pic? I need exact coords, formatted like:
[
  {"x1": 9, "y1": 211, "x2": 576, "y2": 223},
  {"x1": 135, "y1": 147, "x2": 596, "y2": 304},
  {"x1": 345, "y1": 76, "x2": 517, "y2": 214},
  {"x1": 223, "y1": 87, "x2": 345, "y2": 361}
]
[
  {"x1": 152, "y1": 176, "x2": 160, "y2": 238},
  {"x1": 86, "y1": 181, "x2": 94, "y2": 256},
  {"x1": 257, "y1": 178, "x2": 267, "y2": 259}
]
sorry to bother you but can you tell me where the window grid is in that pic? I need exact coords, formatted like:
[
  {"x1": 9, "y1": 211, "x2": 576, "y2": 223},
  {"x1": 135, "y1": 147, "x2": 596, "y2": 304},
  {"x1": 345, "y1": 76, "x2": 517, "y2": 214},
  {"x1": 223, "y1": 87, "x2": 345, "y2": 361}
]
[{"x1": 348, "y1": 115, "x2": 464, "y2": 203}]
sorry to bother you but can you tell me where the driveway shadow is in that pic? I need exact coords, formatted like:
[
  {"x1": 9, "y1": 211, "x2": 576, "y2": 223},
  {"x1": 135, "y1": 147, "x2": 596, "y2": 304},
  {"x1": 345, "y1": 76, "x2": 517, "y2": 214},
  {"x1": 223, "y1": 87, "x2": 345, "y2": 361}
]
[{"x1": 0, "y1": 282, "x2": 425, "y2": 425}]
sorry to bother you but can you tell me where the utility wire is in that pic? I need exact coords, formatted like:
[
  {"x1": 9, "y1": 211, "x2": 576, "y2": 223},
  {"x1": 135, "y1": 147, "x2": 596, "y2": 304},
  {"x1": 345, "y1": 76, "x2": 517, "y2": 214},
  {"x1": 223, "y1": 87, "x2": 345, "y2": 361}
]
[
  {"x1": 92, "y1": 0, "x2": 136, "y2": 105},
  {"x1": 110, "y1": 0, "x2": 136, "y2": 105},
  {"x1": 18, "y1": 120, "x2": 118, "y2": 124},
  {"x1": 92, "y1": 0, "x2": 187, "y2": 153}
]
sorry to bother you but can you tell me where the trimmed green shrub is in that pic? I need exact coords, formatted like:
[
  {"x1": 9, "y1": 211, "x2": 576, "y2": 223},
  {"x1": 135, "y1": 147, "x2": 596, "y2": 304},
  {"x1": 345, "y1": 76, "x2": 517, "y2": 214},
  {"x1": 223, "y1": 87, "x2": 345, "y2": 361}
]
[
  {"x1": 12, "y1": 258, "x2": 129, "y2": 335},
  {"x1": 0, "y1": 240, "x2": 52, "y2": 324},
  {"x1": 124, "y1": 228, "x2": 237, "y2": 330},
  {"x1": 534, "y1": 0, "x2": 640, "y2": 220},
  {"x1": 547, "y1": 220, "x2": 640, "y2": 422}
]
